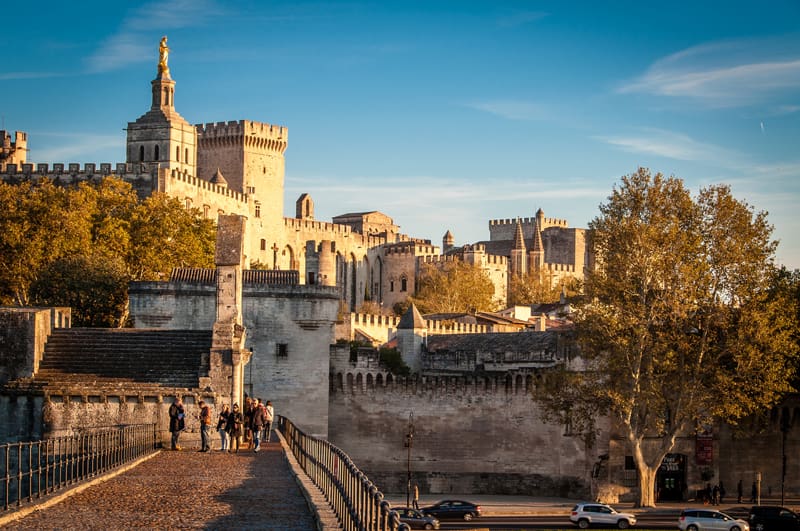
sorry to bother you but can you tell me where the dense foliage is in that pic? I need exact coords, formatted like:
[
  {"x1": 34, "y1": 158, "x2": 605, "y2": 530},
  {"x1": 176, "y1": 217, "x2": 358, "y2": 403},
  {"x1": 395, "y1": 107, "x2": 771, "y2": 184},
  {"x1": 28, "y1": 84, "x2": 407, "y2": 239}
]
[
  {"x1": 508, "y1": 271, "x2": 581, "y2": 305},
  {"x1": 0, "y1": 178, "x2": 216, "y2": 326},
  {"x1": 535, "y1": 168, "x2": 799, "y2": 507},
  {"x1": 410, "y1": 261, "x2": 498, "y2": 314}
]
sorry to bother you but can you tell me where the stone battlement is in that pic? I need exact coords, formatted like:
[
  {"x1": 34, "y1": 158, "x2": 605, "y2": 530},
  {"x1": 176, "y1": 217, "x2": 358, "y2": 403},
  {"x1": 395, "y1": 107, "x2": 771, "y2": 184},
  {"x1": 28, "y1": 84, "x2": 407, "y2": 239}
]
[
  {"x1": 0, "y1": 164, "x2": 249, "y2": 204},
  {"x1": 382, "y1": 242, "x2": 438, "y2": 256},
  {"x1": 490, "y1": 216, "x2": 568, "y2": 229},
  {"x1": 196, "y1": 120, "x2": 288, "y2": 153},
  {"x1": 543, "y1": 262, "x2": 576, "y2": 273},
  {"x1": 331, "y1": 371, "x2": 536, "y2": 398},
  {"x1": 340, "y1": 311, "x2": 489, "y2": 344}
]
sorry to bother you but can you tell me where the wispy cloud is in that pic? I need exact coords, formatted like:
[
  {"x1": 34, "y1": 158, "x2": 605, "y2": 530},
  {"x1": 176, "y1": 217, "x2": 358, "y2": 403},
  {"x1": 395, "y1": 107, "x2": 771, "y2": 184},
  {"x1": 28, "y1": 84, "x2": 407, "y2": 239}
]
[
  {"x1": 619, "y1": 38, "x2": 800, "y2": 107},
  {"x1": 464, "y1": 100, "x2": 550, "y2": 121},
  {"x1": 31, "y1": 132, "x2": 125, "y2": 162},
  {"x1": 596, "y1": 127, "x2": 739, "y2": 164},
  {"x1": 85, "y1": 0, "x2": 223, "y2": 73},
  {"x1": 0, "y1": 72, "x2": 63, "y2": 81}
]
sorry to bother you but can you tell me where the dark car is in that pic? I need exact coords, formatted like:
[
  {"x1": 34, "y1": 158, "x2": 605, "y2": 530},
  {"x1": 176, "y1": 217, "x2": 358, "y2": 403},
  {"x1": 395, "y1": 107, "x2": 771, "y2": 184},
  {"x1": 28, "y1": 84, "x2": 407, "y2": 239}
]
[
  {"x1": 421, "y1": 499, "x2": 482, "y2": 521},
  {"x1": 393, "y1": 507, "x2": 440, "y2": 530},
  {"x1": 749, "y1": 506, "x2": 800, "y2": 531}
]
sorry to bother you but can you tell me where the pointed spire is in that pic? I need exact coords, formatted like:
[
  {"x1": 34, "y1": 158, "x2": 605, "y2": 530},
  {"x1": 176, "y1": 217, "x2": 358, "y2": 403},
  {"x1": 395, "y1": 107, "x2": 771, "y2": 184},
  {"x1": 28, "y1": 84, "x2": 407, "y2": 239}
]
[
  {"x1": 512, "y1": 218, "x2": 526, "y2": 251},
  {"x1": 398, "y1": 303, "x2": 426, "y2": 330},
  {"x1": 531, "y1": 212, "x2": 544, "y2": 254},
  {"x1": 210, "y1": 168, "x2": 228, "y2": 186}
]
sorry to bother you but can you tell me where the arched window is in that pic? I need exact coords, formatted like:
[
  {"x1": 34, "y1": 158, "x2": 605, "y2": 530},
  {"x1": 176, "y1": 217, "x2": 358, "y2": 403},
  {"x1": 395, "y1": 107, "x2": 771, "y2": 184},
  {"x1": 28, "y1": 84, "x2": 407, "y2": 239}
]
[
  {"x1": 154, "y1": 144, "x2": 160, "y2": 161},
  {"x1": 176, "y1": 146, "x2": 180, "y2": 161},
  {"x1": 139, "y1": 145, "x2": 145, "y2": 162},
  {"x1": 401, "y1": 276, "x2": 408, "y2": 292}
]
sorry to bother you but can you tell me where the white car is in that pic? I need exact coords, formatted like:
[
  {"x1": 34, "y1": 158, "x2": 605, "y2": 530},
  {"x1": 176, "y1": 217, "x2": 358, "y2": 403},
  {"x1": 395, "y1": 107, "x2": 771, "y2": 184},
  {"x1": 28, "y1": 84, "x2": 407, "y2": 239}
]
[
  {"x1": 679, "y1": 509, "x2": 750, "y2": 531},
  {"x1": 570, "y1": 503, "x2": 637, "y2": 529}
]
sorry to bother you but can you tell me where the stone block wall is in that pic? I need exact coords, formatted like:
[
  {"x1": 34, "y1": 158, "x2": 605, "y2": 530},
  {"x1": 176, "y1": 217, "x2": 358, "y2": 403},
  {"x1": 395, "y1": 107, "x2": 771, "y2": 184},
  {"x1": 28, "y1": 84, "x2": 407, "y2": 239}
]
[{"x1": 328, "y1": 373, "x2": 607, "y2": 497}]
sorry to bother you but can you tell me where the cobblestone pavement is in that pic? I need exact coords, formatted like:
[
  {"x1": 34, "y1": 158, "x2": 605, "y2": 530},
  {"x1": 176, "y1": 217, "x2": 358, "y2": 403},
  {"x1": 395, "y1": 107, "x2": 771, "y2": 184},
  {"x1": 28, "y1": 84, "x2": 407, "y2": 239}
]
[{"x1": 5, "y1": 441, "x2": 318, "y2": 531}]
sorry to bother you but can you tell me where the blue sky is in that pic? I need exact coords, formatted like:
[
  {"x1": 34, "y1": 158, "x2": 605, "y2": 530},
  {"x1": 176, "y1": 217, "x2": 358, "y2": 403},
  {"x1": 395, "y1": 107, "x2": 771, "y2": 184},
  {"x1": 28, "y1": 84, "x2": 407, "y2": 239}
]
[{"x1": 3, "y1": 1, "x2": 800, "y2": 268}]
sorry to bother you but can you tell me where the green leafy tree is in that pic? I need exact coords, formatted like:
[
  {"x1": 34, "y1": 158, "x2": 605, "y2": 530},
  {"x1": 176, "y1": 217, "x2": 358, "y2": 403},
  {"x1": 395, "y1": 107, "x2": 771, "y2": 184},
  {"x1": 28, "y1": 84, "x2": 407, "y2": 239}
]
[
  {"x1": 536, "y1": 168, "x2": 798, "y2": 507},
  {"x1": 0, "y1": 178, "x2": 216, "y2": 325},
  {"x1": 127, "y1": 193, "x2": 216, "y2": 280},
  {"x1": 410, "y1": 260, "x2": 498, "y2": 314},
  {"x1": 508, "y1": 271, "x2": 581, "y2": 306},
  {"x1": 31, "y1": 253, "x2": 129, "y2": 327}
]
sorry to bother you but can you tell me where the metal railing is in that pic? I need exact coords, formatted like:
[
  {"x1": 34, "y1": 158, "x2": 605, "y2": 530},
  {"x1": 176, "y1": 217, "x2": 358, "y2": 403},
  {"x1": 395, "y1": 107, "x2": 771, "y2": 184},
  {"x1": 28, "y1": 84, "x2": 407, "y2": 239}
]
[
  {"x1": 279, "y1": 416, "x2": 409, "y2": 531},
  {"x1": 1, "y1": 423, "x2": 157, "y2": 512}
]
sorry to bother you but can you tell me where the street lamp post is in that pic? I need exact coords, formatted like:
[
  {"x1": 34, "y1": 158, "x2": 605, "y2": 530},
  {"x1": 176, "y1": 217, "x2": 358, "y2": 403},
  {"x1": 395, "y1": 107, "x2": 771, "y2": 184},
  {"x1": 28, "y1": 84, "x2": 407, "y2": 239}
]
[
  {"x1": 780, "y1": 408, "x2": 791, "y2": 506},
  {"x1": 405, "y1": 411, "x2": 415, "y2": 507}
]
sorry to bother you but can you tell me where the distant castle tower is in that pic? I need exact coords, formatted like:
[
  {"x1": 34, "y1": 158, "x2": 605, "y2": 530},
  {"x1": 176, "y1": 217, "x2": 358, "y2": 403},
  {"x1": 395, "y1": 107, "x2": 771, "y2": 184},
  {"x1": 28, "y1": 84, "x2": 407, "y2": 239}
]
[
  {"x1": 442, "y1": 230, "x2": 454, "y2": 254},
  {"x1": 126, "y1": 37, "x2": 197, "y2": 176},
  {"x1": 0, "y1": 130, "x2": 27, "y2": 172},
  {"x1": 396, "y1": 303, "x2": 426, "y2": 373},
  {"x1": 296, "y1": 193, "x2": 314, "y2": 220}
]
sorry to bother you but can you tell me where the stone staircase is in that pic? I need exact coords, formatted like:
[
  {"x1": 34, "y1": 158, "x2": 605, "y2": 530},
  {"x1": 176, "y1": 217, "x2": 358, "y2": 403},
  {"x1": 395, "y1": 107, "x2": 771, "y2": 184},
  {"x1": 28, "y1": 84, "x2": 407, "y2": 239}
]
[{"x1": 32, "y1": 328, "x2": 213, "y2": 391}]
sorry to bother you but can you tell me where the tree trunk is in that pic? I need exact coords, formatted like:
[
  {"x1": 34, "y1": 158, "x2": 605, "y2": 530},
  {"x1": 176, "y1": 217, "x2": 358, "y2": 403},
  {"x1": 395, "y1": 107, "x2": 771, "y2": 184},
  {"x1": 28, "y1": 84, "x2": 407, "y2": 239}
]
[{"x1": 636, "y1": 461, "x2": 658, "y2": 507}]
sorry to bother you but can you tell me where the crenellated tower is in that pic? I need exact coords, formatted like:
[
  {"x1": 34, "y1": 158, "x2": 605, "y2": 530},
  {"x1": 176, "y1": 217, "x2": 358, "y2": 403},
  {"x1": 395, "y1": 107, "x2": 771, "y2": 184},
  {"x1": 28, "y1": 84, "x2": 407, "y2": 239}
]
[
  {"x1": 196, "y1": 119, "x2": 288, "y2": 254},
  {"x1": 126, "y1": 37, "x2": 197, "y2": 176},
  {"x1": 0, "y1": 130, "x2": 27, "y2": 172}
]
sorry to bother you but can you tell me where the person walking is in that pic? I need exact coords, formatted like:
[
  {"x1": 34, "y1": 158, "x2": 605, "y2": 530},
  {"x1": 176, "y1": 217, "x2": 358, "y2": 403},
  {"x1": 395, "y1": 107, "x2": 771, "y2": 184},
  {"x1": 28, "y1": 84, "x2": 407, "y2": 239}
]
[
  {"x1": 263, "y1": 400, "x2": 274, "y2": 443},
  {"x1": 412, "y1": 483, "x2": 420, "y2": 510},
  {"x1": 217, "y1": 404, "x2": 230, "y2": 451},
  {"x1": 198, "y1": 400, "x2": 212, "y2": 452},
  {"x1": 168, "y1": 397, "x2": 185, "y2": 450},
  {"x1": 251, "y1": 399, "x2": 266, "y2": 452},
  {"x1": 226, "y1": 403, "x2": 244, "y2": 453}
]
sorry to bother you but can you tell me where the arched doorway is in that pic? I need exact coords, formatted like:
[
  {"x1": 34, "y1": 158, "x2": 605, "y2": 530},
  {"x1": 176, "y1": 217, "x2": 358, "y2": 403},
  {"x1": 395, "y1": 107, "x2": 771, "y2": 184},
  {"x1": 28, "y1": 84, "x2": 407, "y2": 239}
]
[{"x1": 656, "y1": 453, "x2": 687, "y2": 501}]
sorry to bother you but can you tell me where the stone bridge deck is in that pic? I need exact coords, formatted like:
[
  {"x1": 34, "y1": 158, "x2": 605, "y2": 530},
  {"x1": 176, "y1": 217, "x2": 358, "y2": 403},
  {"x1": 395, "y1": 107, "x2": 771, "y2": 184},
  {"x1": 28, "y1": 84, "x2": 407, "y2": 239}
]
[{"x1": 3, "y1": 438, "x2": 333, "y2": 530}]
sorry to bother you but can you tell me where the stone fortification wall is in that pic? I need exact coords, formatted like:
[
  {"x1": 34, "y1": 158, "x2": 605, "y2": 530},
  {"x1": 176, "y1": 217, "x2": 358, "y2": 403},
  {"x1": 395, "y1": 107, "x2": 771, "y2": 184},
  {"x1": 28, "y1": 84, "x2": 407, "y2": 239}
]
[
  {"x1": 0, "y1": 389, "x2": 221, "y2": 447},
  {"x1": 243, "y1": 284, "x2": 339, "y2": 438},
  {"x1": 0, "y1": 308, "x2": 71, "y2": 385},
  {"x1": 489, "y1": 215, "x2": 569, "y2": 241},
  {"x1": 328, "y1": 372, "x2": 604, "y2": 497},
  {"x1": 129, "y1": 280, "x2": 340, "y2": 438},
  {"x1": 335, "y1": 312, "x2": 489, "y2": 344},
  {"x1": 542, "y1": 227, "x2": 585, "y2": 270}
]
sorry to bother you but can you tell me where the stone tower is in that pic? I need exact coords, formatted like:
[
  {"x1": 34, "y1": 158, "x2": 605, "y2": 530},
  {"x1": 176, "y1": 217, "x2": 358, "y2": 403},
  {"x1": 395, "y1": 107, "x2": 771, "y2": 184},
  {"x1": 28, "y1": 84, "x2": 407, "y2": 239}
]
[
  {"x1": 0, "y1": 130, "x2": 27, "y2": 172},
  {"x1": 396, "y1": 303, "x2": 426, "y2": 373},
  {"x1": 442, "y1": 230, "x2": 455, "y2": 254},
  {"x1": 296, "y1": 193, "x2": 314, "y2": 220},
  {"x1": 126, "y1": 38, "x2": 197, "y2": 175},
  {"x1": 195, "y1": 120, "x2": 288, "y2": 258},
  {"x1": 209, "y1": 214, "x2": 251, "y2": 408}
]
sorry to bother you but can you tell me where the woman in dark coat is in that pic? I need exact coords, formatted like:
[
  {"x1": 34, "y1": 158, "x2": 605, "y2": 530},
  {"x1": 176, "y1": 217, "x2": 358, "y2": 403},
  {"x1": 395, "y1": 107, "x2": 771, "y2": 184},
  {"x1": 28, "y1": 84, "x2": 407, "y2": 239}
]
[
  {"x1": 226, "y1": 403, "x2": 244, "y2": 453},
  {"x1": 168, "y1": 397, "x2": 185, "y2": 450},
  {"x1": 217, "y1": 404, "x2": 231, "y2": 451}
]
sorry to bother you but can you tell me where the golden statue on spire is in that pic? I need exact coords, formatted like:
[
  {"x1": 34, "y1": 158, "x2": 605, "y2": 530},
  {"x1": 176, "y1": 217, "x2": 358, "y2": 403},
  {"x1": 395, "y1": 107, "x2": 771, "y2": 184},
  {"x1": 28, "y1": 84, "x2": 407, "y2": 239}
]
[{"x1": 158, "y1": 36, "x2": 170, "y2": 74}]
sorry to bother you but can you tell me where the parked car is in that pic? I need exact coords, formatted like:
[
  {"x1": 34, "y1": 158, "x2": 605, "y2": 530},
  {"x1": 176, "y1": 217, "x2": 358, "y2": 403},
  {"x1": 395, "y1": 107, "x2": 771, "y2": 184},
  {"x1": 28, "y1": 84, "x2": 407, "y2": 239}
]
[
  {"x1": 393, "y1": 507, "x2": 440, "y2": 530},
  {"x1": 570, "y1": 503, "x2": 637, "y2": 529},
  {"x1": 749, "y1": 506, "x2": 800, "y2": 531},
  {"x1": 421, "y1": 500, "x2": 482, "y2": 521},
  {"x1": 679, "y1": 509, "x2": 750, "y2": 531}
]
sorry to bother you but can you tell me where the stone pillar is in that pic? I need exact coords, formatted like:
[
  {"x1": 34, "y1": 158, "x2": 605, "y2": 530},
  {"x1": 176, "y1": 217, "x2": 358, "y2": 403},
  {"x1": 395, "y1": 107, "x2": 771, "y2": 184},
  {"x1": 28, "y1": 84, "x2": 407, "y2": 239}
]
[{"x1": 208, "y1": 215, "x2": 251, "y2": 408}]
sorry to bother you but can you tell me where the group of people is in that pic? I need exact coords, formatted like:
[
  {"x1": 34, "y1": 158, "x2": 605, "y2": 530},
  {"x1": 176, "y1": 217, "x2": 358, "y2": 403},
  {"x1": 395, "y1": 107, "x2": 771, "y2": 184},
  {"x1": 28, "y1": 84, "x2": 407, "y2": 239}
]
[
  {"x1": 700, "y1": 482, "x2": 726, "y2": 505},
  {"x1": 168, "y1": 396, "x2": 274, "y2": 453}
]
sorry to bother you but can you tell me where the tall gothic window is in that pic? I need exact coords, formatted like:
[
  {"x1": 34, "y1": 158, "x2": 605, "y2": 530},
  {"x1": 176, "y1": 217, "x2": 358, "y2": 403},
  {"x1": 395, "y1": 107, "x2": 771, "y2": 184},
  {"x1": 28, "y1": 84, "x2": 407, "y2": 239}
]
[
  {"x1": 401, "y1": 276, "x2": 407, "y2": 292},
  {"x1": 139, "y1": 146, "x2": 145, "y2": 162},
  {"x1": 255, "y1": 203, "x2": 261, "y2": 218},
  {"x1": 176, "y1": 146, "x2": 180, "y2": 161},
  {"x1": 154, "y1": 144, "x2": 160, "y2": 161},
  {"x1": 185, "y1": 148, "x2": 189, "y2": 164}
]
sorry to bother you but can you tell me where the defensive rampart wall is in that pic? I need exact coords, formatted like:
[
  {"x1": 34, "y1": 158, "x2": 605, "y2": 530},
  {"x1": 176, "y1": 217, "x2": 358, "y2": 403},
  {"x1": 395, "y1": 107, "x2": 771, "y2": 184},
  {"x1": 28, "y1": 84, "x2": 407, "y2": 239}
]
[{"x1": 328, "y1": 371, "x2": 604, "y2": 497}]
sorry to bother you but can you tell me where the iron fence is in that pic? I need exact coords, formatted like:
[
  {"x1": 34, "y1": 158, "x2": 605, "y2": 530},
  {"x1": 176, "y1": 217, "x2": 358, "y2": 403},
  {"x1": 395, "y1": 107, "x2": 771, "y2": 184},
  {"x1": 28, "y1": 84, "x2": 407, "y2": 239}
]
[
  {"x1": 1, "y1": 423, "x2": 157, "y2": 512},
  {"x1": 279, "y1": 416, "x2": 409, "y2": 531}
]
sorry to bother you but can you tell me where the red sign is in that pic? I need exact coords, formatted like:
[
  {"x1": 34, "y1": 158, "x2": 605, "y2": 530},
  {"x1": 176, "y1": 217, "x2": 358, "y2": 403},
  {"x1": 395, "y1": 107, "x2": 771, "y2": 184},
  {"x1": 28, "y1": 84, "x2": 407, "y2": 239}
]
[{"x1": 696, "y1": 435, "x2": 713, "y2": 465}]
